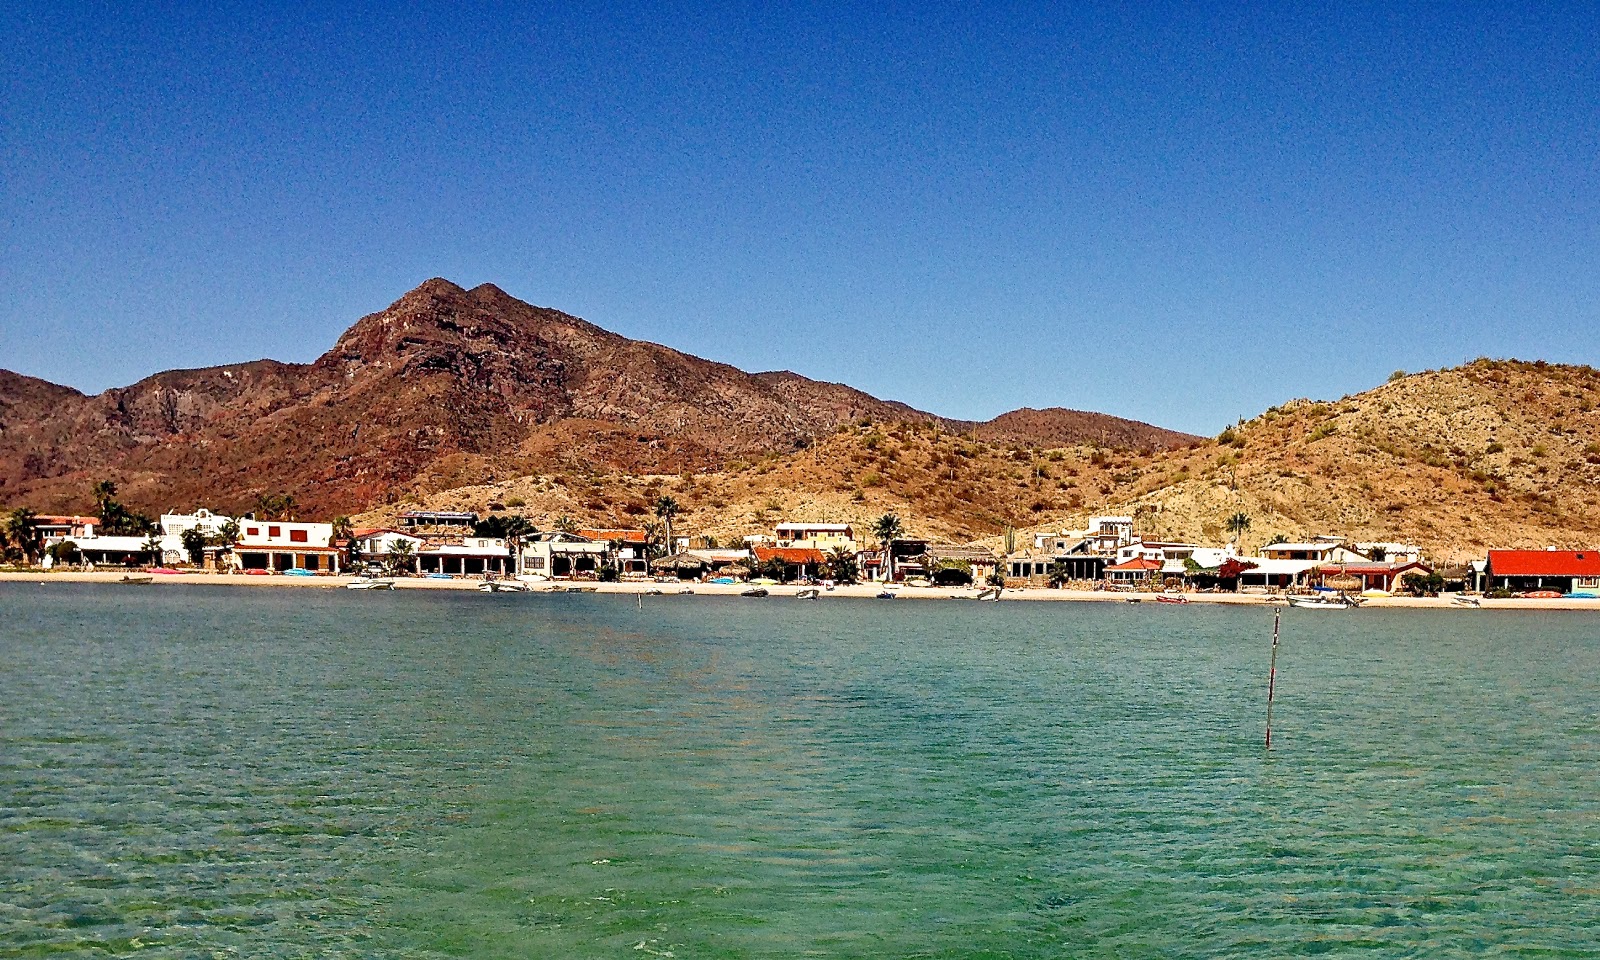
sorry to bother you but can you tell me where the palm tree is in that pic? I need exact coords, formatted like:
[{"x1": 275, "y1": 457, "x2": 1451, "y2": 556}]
[
  {"x1": 1225, "y1": 511, "x2": 1251, "y2": 550},
  {"x1": 142, "y1": 533, "x2": 163, "y2": 566},
  {"x1": 92, "y1": 480, "x2": 118, "y2": 516},
  {"x1": 1047, "y1": 560, "x2": 1072, "y2": 589},
  {"x1": 6, "y1": 508, "x2": 39, "y2": 565},
  {"x1": 872, "y1": 513, "x2": 903, "y2": 582},
  {"x1": 654, "y1": 496, "x2": 681, "y2": 554},
  {"x1": 553, "y1": 514, "x2": 579, "y2": 534},
  {"x1": 500, "y1": 515, "x2": 535, "y2": 575},
  {"x1": 385, "y1": 538, "x2": 416, "y2": 576},
  {"x1": 824, "y1": 547, "x2": 859, "y2": 584}
]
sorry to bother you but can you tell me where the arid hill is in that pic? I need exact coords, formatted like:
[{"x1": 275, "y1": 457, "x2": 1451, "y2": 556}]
[
  {"x1": 0, "y1": 279, "x2": 1194, "y2": 516},
  {"x1": 360, "y1": 360, "x2": 1600, "y2": 562}
]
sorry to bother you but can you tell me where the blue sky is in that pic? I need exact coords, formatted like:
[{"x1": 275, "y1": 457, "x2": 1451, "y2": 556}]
[{"x1": 4, "y1": 3, "x2": 1597, "y2": 434}]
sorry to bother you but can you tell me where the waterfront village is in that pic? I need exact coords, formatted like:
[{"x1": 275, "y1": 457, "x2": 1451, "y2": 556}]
[{"x1": 5, "y1": 493, "x2": 1600, "y2": 600}]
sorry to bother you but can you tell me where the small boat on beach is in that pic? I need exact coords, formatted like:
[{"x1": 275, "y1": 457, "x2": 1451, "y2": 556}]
[
  {"x1": 976, "y1": 587, "x2": 1001, "y2": 601},
  {"x1": 1288, "y1": 594, "x2": 1358, "y2": 609},
  {"x1": 795, "y1": 588, "x2": 820, "y2": 600},
  {"x1": 875, "y1": 590, "x2": 896, "y2": 599},
  {"x1": 346, "y1": 577, "x2": 396, "y2": 590},
  {"x1": 477, "y1": 579, "x2": 529, "y2": 593},
  {"x1": 1155, "y1": 594, "x2": 1190, "y2": 604},
  {"x1": 119, "y1": 574, "x2": 154, "y2": 585},
  {"x1": 741, "y1": 587, "x2": 769, "y2": 598},
  {"x1": 1453, "y1": 594, "x2": 1482, "y2": 607}
]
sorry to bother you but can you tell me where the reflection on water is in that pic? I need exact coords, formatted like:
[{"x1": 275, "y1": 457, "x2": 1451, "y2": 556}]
[{"x1": 2, "y1": 586, "x2": 1597, "y2": 957}]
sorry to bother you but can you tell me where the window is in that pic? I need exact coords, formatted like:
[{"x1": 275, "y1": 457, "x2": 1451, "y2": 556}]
[
  {"x1": 247, "y1": 527, "x2": 260, "y2": 537},
  {"x1": 290, "y1": 529, "x2": 308, "y2": 543},
  {"x1": 269, "y1": 526, "x2": 281, "y2": 538},
  {"x1": 527, "y1": 557, "x2": 545, "y2": 570}
]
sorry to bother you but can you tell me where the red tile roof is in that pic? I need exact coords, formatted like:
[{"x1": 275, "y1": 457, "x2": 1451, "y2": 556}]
[
  {"x1": 753, "y1": 546, "x2": 827, "y2": 565},
  {"x1": 580, "y1": 528, "x2": 648, "y2": 544},
  {"x1": 1107, "y1": 557, "x2": 1163, "y2": 571},
  {"x1": 1488, "y1": 550, "x2": 1600, "y2": 577}
]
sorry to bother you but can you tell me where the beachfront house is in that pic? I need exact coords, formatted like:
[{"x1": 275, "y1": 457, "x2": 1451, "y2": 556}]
[
  {"x1": 157, "y1": 508, "x2": 236, "y2": 566},
  {"x1": 1354, "y1": 541, "x2": 1426, "y2": 563},
  {"x1": 1259, "y1": 538, "x2": 1367, "y2": 563},
  {"x1": 924, "y1": 544, "x2": 999, "y2": 585},
  {"x1": 580, "y1": 529, "x2": 651, "y2": 577},
  {"x1": 1235, "y1": 557, "x2": 1321, "y2": 591},
  {"x1": 416, "y1": 537, "x2": 512, "y2": 576},
  {"x1": 774, "y1": 523, "x2": 858, "y2": 552},
  {"x1": 1314, "y1": 560, "x2": 1434, "y2": 594},
  {"x1": 521, "y1": 531, "x2": 610, "y2": 579},
  {"x1": 753, "y1": 545, "x2": 828, "y2": 581},
  {"x1": 54, "y1": 534, "x2": 161, "y2": 568},
  {"x1": 233, "y1": 521, "x2": 340, "y2": 573},
  {"x1": 1483, "y1": 549, "x2": 1600, "y2": 594},
  {"x1": 34, "y1": 515, "x2": 99, "y2": 543},
  {"x1": 351, "y1": 528, "x2": 425, "y2": 561},
  {"x1": 1004, "y1": 549, "x2": 1108, "y2": 586},
  {"x1": 398, "y1": 510, "x2": 479, "y2": 530},
  {"x1": 1105, "y1": 556, "x2": 1163, "y2": 586}
]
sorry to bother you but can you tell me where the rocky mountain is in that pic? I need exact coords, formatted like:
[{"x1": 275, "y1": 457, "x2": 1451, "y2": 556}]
[
  {"x1": 0, "y1": 279, "x2": 1195, "y2": 516},
  {"x1": 363, "y1": 359, "x2": 1600, "y2": 562}
]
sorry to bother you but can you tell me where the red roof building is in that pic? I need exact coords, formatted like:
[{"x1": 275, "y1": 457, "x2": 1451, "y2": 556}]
[
  {"x1": 753, "y1": 546, "x2": 828, "y2": 566},
  {"x1": 1106, "y1": 556, "x2": 1162, "y2": 582},
  {"x1": 1486, "y1": 549, "x2": 1600, "y2": 593},
  {"x1": 1315, "y1": 561, "x2": 1432, "y2": 593}
]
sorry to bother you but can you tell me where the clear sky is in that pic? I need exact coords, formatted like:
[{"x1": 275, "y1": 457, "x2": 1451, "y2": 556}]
[{"x1": 4, "y1": 3, "x2": 1598, "y2": 435}]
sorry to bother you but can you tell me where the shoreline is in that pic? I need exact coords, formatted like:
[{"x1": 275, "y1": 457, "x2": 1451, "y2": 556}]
[{"x1": 5, "y1": 570, "x2": 1600, "y2": 610}]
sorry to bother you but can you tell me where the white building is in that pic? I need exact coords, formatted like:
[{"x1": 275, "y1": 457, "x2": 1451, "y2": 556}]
[
  {"x1": 521, "y1": 532, "x2": 610, "y2": 579},
  {"x1": 417, "y1": 537, "x2": 512, "y2": 576},
  {"x1": 234, "y1": 520, "x2": 340, "y2": 573},
  {"x1": 774, "y1": 523, "x2": 858, "y2": 551}
]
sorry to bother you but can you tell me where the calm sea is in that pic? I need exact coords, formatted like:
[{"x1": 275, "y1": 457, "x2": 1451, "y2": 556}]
[{"x1": 2, "y1": 585, "x2": 1597, "y2": 958}]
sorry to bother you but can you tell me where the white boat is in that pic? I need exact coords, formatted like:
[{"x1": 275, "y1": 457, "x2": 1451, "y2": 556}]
[
  {"x1": 1288, "y1": 594, "x2": 1357, "y2": 609},
  {"x1": 976, "y1": 587, "x2": 1002, "y2": 601},
  {"x1": 477, "y1": 579, "x2": 529, "y2": 593},
  {"x1": 346, "y1": 577, "x2": 396, "y2": 590},
  {"x1": 119, "y1": 574, "x2": 154, "y2": 585},
  {"x1": 1452, "y1": 594, "x2": 1482, "y2": 607},
  {"x1": 795, "y1": 588, "x2": 820, "y2": 600}
]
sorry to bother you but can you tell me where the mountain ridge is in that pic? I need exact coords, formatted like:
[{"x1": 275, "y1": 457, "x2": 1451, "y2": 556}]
[{"x1": 0, "y1": 279, "x2": 1196, "y2": 515}]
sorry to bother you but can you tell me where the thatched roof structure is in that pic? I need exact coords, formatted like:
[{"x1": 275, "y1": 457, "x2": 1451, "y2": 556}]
[{"x1": 651, "y1": 552, "x2": 707, "y2": 573}]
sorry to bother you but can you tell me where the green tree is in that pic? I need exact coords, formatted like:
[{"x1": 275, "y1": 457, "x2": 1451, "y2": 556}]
[
  {"x1": 872, "y1": 513, "x2": 903, "y2": 581},
  {"x1": 1225, "y1": 511, "x2": 1252, "y2": 548},
  {"x1": 553, "y1": 514, "x2": 579, "y2": 534},
  {"x1": 180, "y1": 528, "x2": 208, "y2": 565},
  {"x1": 1047, "y1": 560, "x2": 1072, "y2": 589},
  {"x1": 823, "y1": 547, "x2": 859, "y2": 584},
  {"x1": 254, "y1": 492, "x2": 297, "y2": 521},
  {"x1": 142, "y1": 533, "x2": 164, "y2": 564},
  {"x1": 47, "y1": 538, "x2": 79, "y2": 565},
  {"x1": 654, "y1": 496, "x2": 681, "y2": 553},
  {"x1": 92, "y1": 480, "x2": 118, "y2": 517},
  {"x1": 384, "y1": 538, "x2": 416, "y2": 575},
  {"x1": 6, "y1": 508, "x2": 39, "y2": 565}
]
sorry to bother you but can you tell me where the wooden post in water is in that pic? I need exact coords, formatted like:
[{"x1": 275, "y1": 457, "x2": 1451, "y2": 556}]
[{"x1": 1265, "y1": 608, "x2": 1281, "y2": 749}]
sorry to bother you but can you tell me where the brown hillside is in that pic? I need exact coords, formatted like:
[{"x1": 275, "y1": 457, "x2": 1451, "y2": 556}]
[
  {"x1": 365, "y1": 360, "x2": 1600, "y2": 562},
  {"x1": 974, "y1": 407, "x2": 1196, "y2": 450},
  {"x1": 0, "y1": 279, "x2": 1188, "y2": 517}
]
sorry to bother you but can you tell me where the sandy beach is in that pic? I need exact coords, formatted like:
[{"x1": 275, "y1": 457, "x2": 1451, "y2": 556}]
[{"x1": 6, "y1": 570, "x2": 1600, "y2": 610}]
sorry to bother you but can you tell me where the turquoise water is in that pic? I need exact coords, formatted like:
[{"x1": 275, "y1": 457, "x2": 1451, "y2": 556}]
[{"x1": 2, "y1": 586, "x2": 1597, "y2": 958}]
